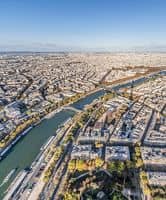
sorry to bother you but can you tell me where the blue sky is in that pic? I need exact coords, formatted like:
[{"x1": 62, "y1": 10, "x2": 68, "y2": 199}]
[{"x1": 0, "y1": 0, "x2": 166, "y2": 51}]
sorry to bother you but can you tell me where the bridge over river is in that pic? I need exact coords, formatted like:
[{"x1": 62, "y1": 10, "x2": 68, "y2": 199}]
[{"x1": 62, "y1": 106, "x2": 82, "y2": 113}]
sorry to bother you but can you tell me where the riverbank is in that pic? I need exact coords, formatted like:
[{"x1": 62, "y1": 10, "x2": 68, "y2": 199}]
[
  {"x1": 105, "y1": 69, "x2": 166, "y2": 92},
  {"x1": 0, "y1": 88, "x2": 102, "y2": 163},
  {"x1": 103, "y1": 67, "x2": 165, "y2": 87}
]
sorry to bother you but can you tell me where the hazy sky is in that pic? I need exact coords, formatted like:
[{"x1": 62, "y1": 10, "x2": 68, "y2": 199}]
[{"x1": 0, "y1": 0, "x2": 166, "y2": 51}]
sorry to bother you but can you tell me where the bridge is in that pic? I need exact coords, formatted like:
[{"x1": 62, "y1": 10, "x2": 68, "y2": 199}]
[{"x1": 62, "y1": 106, "x2": 82, "y2": 113}]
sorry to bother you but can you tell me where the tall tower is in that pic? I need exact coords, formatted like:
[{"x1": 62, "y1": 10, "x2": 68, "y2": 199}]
[{"x1": 129, "y1": 81, "x2": 134, "y2": 101}]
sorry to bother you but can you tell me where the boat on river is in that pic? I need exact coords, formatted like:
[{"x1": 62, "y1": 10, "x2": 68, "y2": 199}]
[{"x1": 0, "y1": 168, "x2": 17, "y2": 187}]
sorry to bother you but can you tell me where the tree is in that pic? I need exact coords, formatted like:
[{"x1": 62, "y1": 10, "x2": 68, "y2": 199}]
[
  {"x1": 68, "y1": 160, "x2": 76, "y2": 171},
  {"x1": 125, "y1": 160, "x2": 134, "y2": 169},
  {"x1": 95, "y1": 158, "x2": 103, "y2": 168},
  {"x1": 116, "y1": 161, "x2": 125, "y2": 175},
  {"x1": 108, "y1": 162, "x2": 117, "y2": 173},
  {"x1": 136, "y1": 158, "x2": 143, "y2": 168},
  {"x1": 140, "y1": 171, "x2": 151, "y2": 196},
  {"x1": 75, "y1": 159, "x2": 88, "y2": 171},
  {"x1": 64, "y1": 192, "x2": 78, "y2": 200}
]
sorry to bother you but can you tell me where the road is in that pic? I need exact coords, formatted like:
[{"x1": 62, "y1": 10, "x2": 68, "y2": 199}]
[{"x1": 51, "y1": 130, "x2": 81, "y2": 200}]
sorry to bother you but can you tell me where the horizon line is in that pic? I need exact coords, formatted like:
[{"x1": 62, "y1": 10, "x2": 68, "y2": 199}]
[{"x1": 1, "y1": 50, "x2": 166, "y2": 54}]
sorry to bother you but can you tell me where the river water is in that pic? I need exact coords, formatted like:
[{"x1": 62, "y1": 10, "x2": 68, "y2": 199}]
[{"x1": 0, "y1": 89, "x2": 105, "y2": 198}]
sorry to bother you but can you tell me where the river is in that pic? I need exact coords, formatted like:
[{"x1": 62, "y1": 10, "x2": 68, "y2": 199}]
[{"x1": 0, "y1": 89, "x2": 105, "y2": 198}]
